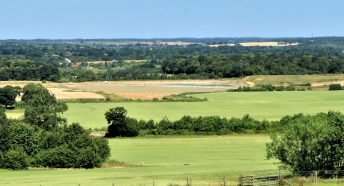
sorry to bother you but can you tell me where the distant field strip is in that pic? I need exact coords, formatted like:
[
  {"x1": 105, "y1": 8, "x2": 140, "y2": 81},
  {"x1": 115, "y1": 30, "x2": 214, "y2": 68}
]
[
  {"x1": 60, "y1": 80, "x2": 240, "y2": 100},
  {"x1": 64, "y1": 91, "x2": 344, "y2": 129}
]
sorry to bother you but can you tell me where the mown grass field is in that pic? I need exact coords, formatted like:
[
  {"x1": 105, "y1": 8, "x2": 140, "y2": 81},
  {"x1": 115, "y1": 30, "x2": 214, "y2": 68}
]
[
  {"x1": 64, "y1": 91, "x2": 344, "y2": 129},
  {"x1": 0, "y1": 136, "x2": 277, "y2": 186}
]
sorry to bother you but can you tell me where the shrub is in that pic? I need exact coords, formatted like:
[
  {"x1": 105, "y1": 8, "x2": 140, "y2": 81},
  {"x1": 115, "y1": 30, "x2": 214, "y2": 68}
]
[
  {"x1": 0, "y1": 107, "x2": 7, "y2": 125},
  {"x1": 0, "y1": 149, "x2": 28, "y2": 170},
  {"x1": 33, "y1": 127, "x2": 110, "y2": 168},
  {"x1": 329, "y1": 84, "x2": 342, "y2": 91},
  {"x1": 0, "y1": 122, "x2": 40, "y2": 156}
]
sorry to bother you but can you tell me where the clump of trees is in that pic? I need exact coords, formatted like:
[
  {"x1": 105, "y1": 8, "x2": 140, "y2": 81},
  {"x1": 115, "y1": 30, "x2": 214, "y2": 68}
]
[
  {"x1": 0, "y1": 85, "x2": 20, "y2": 108},
  {"x1": 266, "y1": 112, "x2": 344, "y2": 175},
  {"x1": 105, "y1": 107, "x2": 139, "y2": 137},
  {"x1": 0, "y1": 84, "x2": 110, "y2": 169},
  {"x1": 0, "y1": 58, "x2": 59, "y2": 81}
]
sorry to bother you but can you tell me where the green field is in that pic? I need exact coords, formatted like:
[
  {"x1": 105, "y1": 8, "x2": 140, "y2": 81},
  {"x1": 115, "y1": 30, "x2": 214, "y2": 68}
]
[
  {"x1": 0, "y1": 135, "x2": 277, "y2": 186},
  {"x1": 64, "y1": 91, "x2": 344, "y2": 129}
]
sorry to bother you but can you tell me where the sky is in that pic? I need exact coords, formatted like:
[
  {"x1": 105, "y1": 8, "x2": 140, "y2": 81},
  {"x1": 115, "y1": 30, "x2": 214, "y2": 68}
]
[{"x1": 0, "y1": 0, "x2": 343, "y2": 39}]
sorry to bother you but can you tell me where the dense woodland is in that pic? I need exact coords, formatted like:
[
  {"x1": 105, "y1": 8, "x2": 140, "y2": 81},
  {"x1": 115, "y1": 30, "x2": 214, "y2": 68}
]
[{"x1": 1, "y1": 37, "x2": 344, "y2": 81}]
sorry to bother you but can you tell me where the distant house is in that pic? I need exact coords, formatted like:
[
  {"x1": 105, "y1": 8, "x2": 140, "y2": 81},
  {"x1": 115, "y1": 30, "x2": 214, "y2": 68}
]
[{"x1": 64, "y1": 58, "x2": 72, "y2": 67}]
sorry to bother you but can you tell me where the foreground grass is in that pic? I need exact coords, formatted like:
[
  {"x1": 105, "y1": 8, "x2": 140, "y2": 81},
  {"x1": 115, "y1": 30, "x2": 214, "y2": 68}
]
[
  {"x1": 0, "y1": 136, "x2": 278, "y2": 186},
  {"x1": 64, "y1": 91, "x2": 344, "y2": 129}
]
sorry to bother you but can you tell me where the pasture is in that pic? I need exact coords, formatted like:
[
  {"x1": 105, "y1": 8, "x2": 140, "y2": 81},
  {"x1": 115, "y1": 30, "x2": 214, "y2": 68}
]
[
  {"x1": 64, "y1": 91, "x2": 344, "y2": 129},
  {"x1": 0, "y1": 135, "x2": 277, "y2": 186}
]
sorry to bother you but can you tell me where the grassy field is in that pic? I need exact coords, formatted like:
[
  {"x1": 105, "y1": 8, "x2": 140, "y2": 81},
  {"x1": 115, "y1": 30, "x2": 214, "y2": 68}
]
[
  {"x1": 63, "y1": 91, "x2": 344, "y2": 129},
  {"x1": 0, "y1": 135, "x2": 278, "y2": 186},
  {"x1": 244, "y1": 74, "x2": 344, "y2": 86}
]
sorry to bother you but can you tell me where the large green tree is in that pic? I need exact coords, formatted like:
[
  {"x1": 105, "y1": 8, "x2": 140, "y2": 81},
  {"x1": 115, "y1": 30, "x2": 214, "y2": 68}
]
[
  {"x1": 266, "y1": 112, "x2": 344, "y2": 175},
  {"x1": 23, "y1": 84, "x2": 68, "y2": 130},
  {"x1": 0, "y1": 86, "x2": 17, "y2": 108},
  {"x1": 105, "y1": 107, "x2": 139, "y2": 137}
]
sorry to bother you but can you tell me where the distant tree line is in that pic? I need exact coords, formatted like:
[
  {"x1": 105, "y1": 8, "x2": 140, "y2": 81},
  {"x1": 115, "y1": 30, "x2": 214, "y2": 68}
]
[
  {"x1": 2, "y1": 38, "x2": 344, "y2": 81},
  {"x1": 0, "y1": 58, "x2": 59, "y2": 81},
  {"x1": 162, "y1": 54, "x2": 344, "y2": 78}
]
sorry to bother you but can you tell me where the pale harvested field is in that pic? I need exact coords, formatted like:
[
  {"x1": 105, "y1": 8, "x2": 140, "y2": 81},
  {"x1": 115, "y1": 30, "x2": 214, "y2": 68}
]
[
  {"x1": 123, "y1": 59, "x2": 147, "y2": 63},
  {"x1": 208, "y1": 43, "x2": 236, "y2": 47},
  {"x1": 158, "y1": 41, "x2": 197, "y2": 45},
  {"x1": 0, "y1": 79, "x2": 242, "y2": 100},
  {"x1": 60, "y1": 80, "x2": 242, "y2": 99},
  {"x1": 207, "y1": 42, "x2": 299, "y2": 47},
  {"x1": 0, "y1": 81, "x2": 105, "y2": 100},
  {"x1": 239, "y1": 42, "x2": 299, "y2": 47},
  {"x1": 47, "y1": 88, "x2": 105, "y2": 100}
]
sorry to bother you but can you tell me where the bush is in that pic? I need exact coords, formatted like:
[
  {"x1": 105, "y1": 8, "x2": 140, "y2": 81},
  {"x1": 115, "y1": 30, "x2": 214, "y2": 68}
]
[
  {"x1": 0, "y1": 149, "x2": 28, "y2": 170},
  {"x1": 329, "y1": 84, "x2": 342, "y2": 91},
  {"x1": 232, "y1": 85, "x2": 299, "y2": 92},
  {"x1": 32, "y1": 124, "x2": 110, "y2": 168},
  {"x1": 0, "y1": 122, "x2": 40, "y2": 156},
  {"x1": 0, "y1": 107, "x2": 7, "y2": 125},
  {"x1": 32, "y1": 145, "x2": 77, "y2": 168}
]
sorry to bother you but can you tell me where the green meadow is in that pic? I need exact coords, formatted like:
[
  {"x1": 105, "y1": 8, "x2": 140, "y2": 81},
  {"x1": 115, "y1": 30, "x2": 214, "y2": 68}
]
[{"x1": 64, "y1": 91, "x2": 344, "y2": 129}]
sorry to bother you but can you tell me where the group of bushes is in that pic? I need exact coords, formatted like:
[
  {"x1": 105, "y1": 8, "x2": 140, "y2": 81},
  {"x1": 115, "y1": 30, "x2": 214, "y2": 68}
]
[
  {"x1": 328, "y1": 84, "x2": 343, "y2": 91},
  {"x1": 0, "y1": 122, "x2": 109, "y2": 169},
  {"x1": 104, "y1": 107, "x2": 277, "y2": 137},
  {"x1": 232, "y1": 84, "x2": 311, "y2": 92},
  {"x1": 0, "y1": 84, "x2": 110, "y2": 170}
]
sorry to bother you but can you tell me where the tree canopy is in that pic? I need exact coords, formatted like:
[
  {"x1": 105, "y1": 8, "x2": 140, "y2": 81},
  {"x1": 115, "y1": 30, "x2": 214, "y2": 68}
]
[{"x1": 266, "y1": 112, "x2": 344, "y2": 175}]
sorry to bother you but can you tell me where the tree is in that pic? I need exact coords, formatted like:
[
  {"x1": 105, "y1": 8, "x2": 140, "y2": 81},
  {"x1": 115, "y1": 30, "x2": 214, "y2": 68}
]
[
  {"x1": 0, "y1": 86, "x2": 17, "y2": 108},
  {"x1": 21, "y1": 83, "x2": 44, "y2": 103},
  {"x1": 23, "y1": 84, "x2": 68, "y2": 130},
  {"x1": 266, "y1": 112, "x2": 344, "y2": 175},
  {"x1": 105, "y1": 107, "x2": 139, "y2": 137}
]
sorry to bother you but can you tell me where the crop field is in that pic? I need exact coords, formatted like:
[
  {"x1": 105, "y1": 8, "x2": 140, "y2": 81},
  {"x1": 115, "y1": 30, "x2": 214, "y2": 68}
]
[
  {"x1": 3, "y1": 74, "x2": 344, "y2": 101},
  {"x1": 0, "y1": 81, "x2": 106, "y2": 101},
  {"x1": 0, "y1": 79, "x2": 241, "y2": 100},
  {"x1": 62, "y1": 91, "x2": 344, "y2": 129},
  {"x1": 239, "y1": 41, "x2": 299, "y2": 47},
  {"x1": 208, "y1": 42, "x2": 299, "y2": 47},
  {"x1": 0, "y1": 135, "x2": 278, "y2": 186},
  {"x1": 59, "y1": 80, "x2": 240, "y2": 100}
]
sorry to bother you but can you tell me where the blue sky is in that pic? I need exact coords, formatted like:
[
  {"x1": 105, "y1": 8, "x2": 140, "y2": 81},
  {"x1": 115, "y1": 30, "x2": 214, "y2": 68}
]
[{"x1": 0, "y1": 0, "x2": 343, "y2": 39}]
